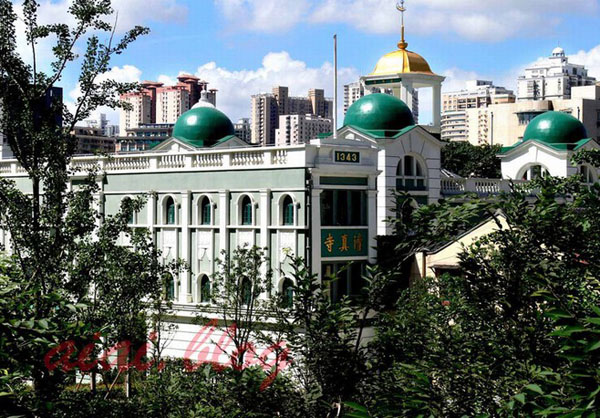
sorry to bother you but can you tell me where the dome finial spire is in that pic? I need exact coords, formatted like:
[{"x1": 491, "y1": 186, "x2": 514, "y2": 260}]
[{"x1": 396, "y1": 1, "x2": 408, "y2": 50}]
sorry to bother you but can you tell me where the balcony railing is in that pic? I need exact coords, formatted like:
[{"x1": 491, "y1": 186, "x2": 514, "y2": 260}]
[
  {"x1": 0, "y1": 146, "x2": 307, "y2": 176},
  {"x1": 441, "y1": 177, "x2": 530, "y2": 196}
]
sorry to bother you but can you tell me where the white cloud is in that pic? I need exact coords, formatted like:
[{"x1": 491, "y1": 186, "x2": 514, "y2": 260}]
[
  {"x1": 217, "y1": 0, "x2": 598, "y2": 42},
  {"x1": 570, "y1": 44, "x2": 600, "y2": 80},
  {"x1": 191, "y1": 51, "x2": 359, "y2": 123},
  {"x1": 13, "y1": 0, "x2": 187, "y2": 71},
  {"x1": 216, "y1": 0, "x2": 311, "y2": 32}
]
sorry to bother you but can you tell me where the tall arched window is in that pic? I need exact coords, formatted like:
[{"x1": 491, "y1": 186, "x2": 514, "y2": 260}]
[
  {"x1": 241, "y1": 196, "x2": 253, "y2": 226},
  {"x1": 200, "y1": 197, "x2": 211, "y2": 225},
  {"x1": 282, "y1": 195, "x2": 294, "y2": 226},
  {"x1": 397, "y1": 155, "x2": 427, "y2": 191},
  {"x1": 163, "y1": 273, "x2": 175, "y2": 301},
  {"x1": 165, "y1": 197, "x2": 176, "y2": 225},
  {"x1": 200, "y1": 275, "x2": 211, "y2": 303},
  {"x1": 521, "y1": 165, "x2": 549, "y2": 181},
  {"x1": 241, "y1": 277, "x2": 252, "y2": 305},
  {"x1": 281, "y1": 278, "x2": 294, "y2": 308},
  {"x1": 579, "y1": 165, "x2": 596, "y2": 186}
]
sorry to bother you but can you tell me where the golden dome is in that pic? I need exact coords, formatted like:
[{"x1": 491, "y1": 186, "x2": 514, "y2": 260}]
[
  {"x1": 370, "y1": 1, "x2": 436, "y2": 77},
  {"x1": 370, "y1": 47, "x2": 435, "y2": 76}
]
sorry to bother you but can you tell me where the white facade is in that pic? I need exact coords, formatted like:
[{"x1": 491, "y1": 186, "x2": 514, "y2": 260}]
[
  {"x1": 517, "y1": 47, "x2": 596, "y2": 101},
  {"x1": 275, "y1": 114, "x2": 333, "y2": 146},
  {"x1": 441, "y1": 80, "x2": 515, "y2": 142},
  {"x1": 500, "y1": 140, "x2": 600, "y2": 182}
]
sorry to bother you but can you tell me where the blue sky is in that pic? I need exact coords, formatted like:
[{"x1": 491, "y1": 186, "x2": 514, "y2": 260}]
[{"x1": 22, "y1": 0, "x2": 600, "y2": 125}]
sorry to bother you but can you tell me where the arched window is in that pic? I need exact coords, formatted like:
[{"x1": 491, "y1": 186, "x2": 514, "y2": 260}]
[
  {"x1": 579, "y1": 165, "x2": 596, "y2": 185},
  {"x1": 163, "y1": 273, "x2": 175, "y2": 301},
  {"x1": 165, "y1": 197, "x2": 176, "y2": 225},
  {"x1": 282, "y1": 195, "x2": 294, "y2": 226},
  {"x1": 281, "y1": 278, "x2": 294, "y2": 308},
  {"x1": 200, "y1": 275, "x2": 211, "y2": 303},
  {"x1": 241, "y1": 196, "x2": 253, "y2": 226},
  {"x1": 397, "y1": 155, "x2": 427, "y2": 191},
  {"x1": 241, "y1": 277, "x2": 252, "y2": 305},
  {"x1": 200, "y1": 197, "x2": 211, "y2": 225},
  {"x1": 521, "y1": 165, "x2": 549, "y2": 181}
]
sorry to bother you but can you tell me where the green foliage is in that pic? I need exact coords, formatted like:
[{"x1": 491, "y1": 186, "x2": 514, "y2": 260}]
[
  {"x1": 0, "y1": 1, "x2": 182, "y2": 414},
  {"x1": 441, "y1": 141, "x2": 502, "y2": 178},
  {"x1": 356, "y1": 176, "x2": 600, "y2": 416},
  {"x1": 273, "y1": 256, "x2": 368, "y2": 416}
]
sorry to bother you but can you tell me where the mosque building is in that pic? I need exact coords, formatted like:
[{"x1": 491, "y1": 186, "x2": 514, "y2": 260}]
[{"x1": 0, "y1": 3, "x2": 599, "y2": 357}]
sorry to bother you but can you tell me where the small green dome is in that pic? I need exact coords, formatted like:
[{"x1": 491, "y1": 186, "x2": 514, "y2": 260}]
[
  {"x1": 344, "y1": 93, "x2": 415, "y2": 131},
  {"x1": 523, "y1": 111, "x2": 588, "y2": 144},
  {"x1": 173, "y1": 107, "x2": 235, "y2": 147}
]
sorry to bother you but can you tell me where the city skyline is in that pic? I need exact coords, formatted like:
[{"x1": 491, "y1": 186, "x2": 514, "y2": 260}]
[{"x1": 14, "y1": 0, "x2": 600, "y2": 126}]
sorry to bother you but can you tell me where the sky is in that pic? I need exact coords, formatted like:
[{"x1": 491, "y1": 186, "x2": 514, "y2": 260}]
[{"x1": 15, "y1": 0, "x2": 600, "y2": 127}]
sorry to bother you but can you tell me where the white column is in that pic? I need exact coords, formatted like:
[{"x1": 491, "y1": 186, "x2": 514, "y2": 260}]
[
  {"x1": 432, "y1": 82, "x2": 441, "y2": 131},
  {"x1": 219, "y1": 190, "x2": 229, "y2": 263},
  {"x1": 180, "y1": 191, "x2": 192, "y2": 303},
  {"x1": 259, "y1": 189, "x2": 270, "y2": 296},
  {"x1": 259, "y1": 189, "x2": 270, "y2": 249},
  {"x1": 310, "y1": 188, "x2": 322, "y2": 278},
  {"x1": 401, "y1": 81, "x2": 413, "y2": 111},
  {"x1": 148, "y1": 193, "x2": 156, "y2": 238}
]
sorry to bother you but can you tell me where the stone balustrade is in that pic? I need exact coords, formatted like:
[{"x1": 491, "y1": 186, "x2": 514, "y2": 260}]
[
  {"x1": 0, "y1": 146, "x2": 303, "y2": 177},
  {"x1": 441, "y1": 177, "x2": 531, "y2": 196}
]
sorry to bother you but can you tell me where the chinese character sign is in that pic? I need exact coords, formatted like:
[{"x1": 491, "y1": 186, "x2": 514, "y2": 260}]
[{"x1": 321, "y1": 229, "x2": 369, "y2": 257}]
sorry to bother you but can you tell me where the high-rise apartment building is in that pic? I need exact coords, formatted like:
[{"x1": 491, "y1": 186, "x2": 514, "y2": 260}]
[
  {"x1": 120, "y1": 90, "x2": 153, "y2": 135},
  {"x1": 234, "y1": 118, "x2": 251, "y2": 143},
  {"x1": 517, "y1": 47, "x2": 596, "y2": 101},
  {"x1": 468, "y1": 84, "x2": 600, "y2": 146},
  {"x1": 441, "y1": 80, "x2": 515, "y2": 142},
  {"x1": 275, "y1": 114, "x2": 333, "y2": 146},
  {"x1": 344, "y1": 82, "x2": 363, "y2": 114},
  {"x1": 120, "y1": 77, "x2": 217, "y2": 132},
  {"x1": 156, "y1": 86, "x2": 190, "y2": 124},
  {"x1": 251, "y1": 86, "x2": 333, "y2": 146}
]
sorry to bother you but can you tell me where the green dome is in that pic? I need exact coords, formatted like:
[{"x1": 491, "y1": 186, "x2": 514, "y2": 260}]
[
  {"x1": 172, "y1": 107, "x2": 235, "y2": 147},
  {"x1": 523, "y1": 111, "x2": 588, "y2": 145},
  {"x1": 344, "y1": 93, "x2": 415, "y2": 131}
]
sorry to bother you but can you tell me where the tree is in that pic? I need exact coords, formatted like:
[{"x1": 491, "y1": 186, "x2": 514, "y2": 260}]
[
  {"x1": 441, "y1": 141, "x2": 502, "y2": 178},
  {"x1": 355, "y1": 174, "x2": 600, "y2": 416},
  {"x1": 0, "y1": 0, "x2": 181, "y2": 413}
]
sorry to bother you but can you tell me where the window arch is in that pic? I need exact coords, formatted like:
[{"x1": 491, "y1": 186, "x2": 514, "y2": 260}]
[
  {"x1": 280, "y1": 278, "x2": 294, "y2": 308},
  {"x1": 281, "y1": 195, "x2": 295, "y2": 226},
  {"x1": 164, "y1": 196, "x2": 176, "y2": 225},
  {"x1": 199, "y1": 274, "x2": 211, "y2": 303},
  {"x1": 240, "y1": 195, "x2": 253, "y2": 226},
  {"x1": 579, "y1": 165, "x2": 596, "y2": 185},
  {"x1": 163, "y1": 273, "x2": 175, "y2": 301},
  {"x1": 200, "y1": 196, "x2": 212, "y2": 225},
  {"x1": 520, "y1": 164, "x2": 549, "y2": 181},
  {"x1": 396, "y1": 155, "x2": 427, "y2": 191}
]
